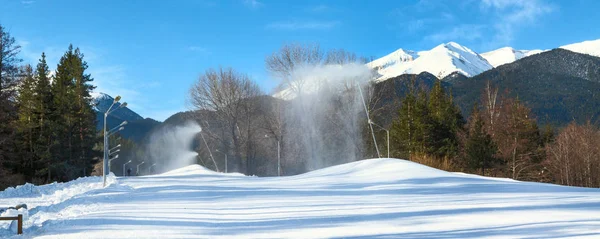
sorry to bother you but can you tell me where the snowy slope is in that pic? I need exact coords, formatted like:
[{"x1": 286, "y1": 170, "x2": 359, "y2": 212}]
[
  {"x1": 370, "y1": 42, "x2": 493, "y2": 81},
  {"x1": 366, "y1": 48, "x2": 420, "y2": 71},
  {"x1": 481, "y1": 47, "x2": 544, "y2": 67},
  {"x1": 560, "y1": 39, "x2": 600, "y2": 57},
  {"x1": 2, "y1": 158, "x2": 600, "y2": 238}
]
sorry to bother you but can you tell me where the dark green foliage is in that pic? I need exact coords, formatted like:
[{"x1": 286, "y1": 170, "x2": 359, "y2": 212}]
[
  {"x1": 0, "y1": 25, "x2": 22, "y2": 187},
  {"x1": 464, "y1": 104, "x2": 497, "y2": 175},
  {"x1": 427, "y1": 80, "x2": 465, "y2": 157},
  {"x1": 452, "y1": 49, "x2": 600, "y2": 126},
  {"x1": 15, "y1": 65, "x2": 38, "y2": 178},
  {"x1": 50, "y1": 45, "x2": 98, "y2": 180},
  {"x1": 390, "y1": 79, "x2": 464, "y2": 159},
  {"x1": 33, "y1": 53, "x2": 55, "y2": 180}
]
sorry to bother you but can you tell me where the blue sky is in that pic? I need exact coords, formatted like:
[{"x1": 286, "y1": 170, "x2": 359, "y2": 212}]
[{"x1": 1, "y1": 0, "x2": 599, "y2": 121}]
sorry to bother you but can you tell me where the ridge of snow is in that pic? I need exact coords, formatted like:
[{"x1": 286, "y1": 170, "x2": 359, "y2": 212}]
[
  {"x1": 3, "y1": 158, "x2": 600, "y2": 238},
  {"x1": 91, "y1": 92, "x2": 112, "y2": 101},
  {"x1": 366, "y1": 48, "x2": 419, "y2": 70},
  {"x1": 371, "y1": 42, "x2": 493, "y2": 81},
  {"x1": 273, "y1": 38, "x2": 600, "y2": 100},
  {"x1": 481, "y1": 47, "x2": 545, "y2": 67},
  {"x1": 560, "y1": 39, "x2": 600, "y2": 58}
]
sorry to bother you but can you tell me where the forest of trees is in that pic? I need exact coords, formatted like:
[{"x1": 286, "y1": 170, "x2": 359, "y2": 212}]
[
  {"x1": 2, "y1": 24, "x2": 600, "y2": 191},
  {"x1": 0, "y1": 25, "x2": 99, "y2": 189}
]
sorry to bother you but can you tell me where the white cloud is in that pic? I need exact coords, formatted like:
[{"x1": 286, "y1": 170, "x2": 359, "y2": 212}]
[
  {"x1": 426, "y1": 24, "x2": 485, "y2": 43},
  {"x1": 243, "y1": 0, "x2": 263, "y2": 9},
  {"x1": 481, "y1": 0, "x2": 555, "y2": 46},
  {"x1": 21, "y1": 0, "x2": 35, "y2": 5},
  {"x1": 395, "y1": 0, "x2": 555, "y2": 48},
  {"x1": 266, "y1": 20, "x2": 340, "y2": 30}
]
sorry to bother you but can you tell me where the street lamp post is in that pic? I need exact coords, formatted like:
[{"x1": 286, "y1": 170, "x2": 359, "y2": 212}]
[
  {"x1": 368, "y1": 119, "x2": 390, "y2": 158},
  {"x1": 123, "y1": 160, "x2": 132, "y2": 176},
  {"x1": 106, "y1": 122, "x2": 126, "y2": 174},
  {"x1": 103, "y1": 96, "x2": 127, "y2": 187},
  {"x1": 136, "y1": 161, "x2": 145, "y2": 176},
  {"x1": 149, "y1": 163, "x2": 157, "y2": 174},
  {"x1": 108, "y1": 155, "x2": 119, "y2": 171},
  {"x1": 216, "y1": 150, "x2": 227, "y2": 173},
  {"x1": 265, "y1": 135, "x2": 281, "y2": 176}
]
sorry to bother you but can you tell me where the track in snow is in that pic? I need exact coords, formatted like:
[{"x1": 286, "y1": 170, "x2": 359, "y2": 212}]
[{"x1": 2, "y1": 158, "x2": 600, "y2": 238}]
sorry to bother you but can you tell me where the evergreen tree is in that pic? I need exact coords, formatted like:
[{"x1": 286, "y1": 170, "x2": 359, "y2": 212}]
[
  {"x1": 0, "y1": 24, "x2": 22, "y2": 181},
  {"x1": 16, "y1": 65, "x2": 38, "y2": 178},
  {"x1": 427, "y1": 80, "x2": 464, "y2": 158},
  {"x1": 71, "y1": 47, "x2": 97, "y2": 177},
  {"x1": 33, "y1": 53, "x2": 55, "y2": 181},
  {"x1": 465, "y1": 104, "x2": 497, "y2": 175},
  {"x1": 51, "y1": 45, "x2": 98, "y2": 181},
  {"x1": 390, "y1": 86, "x2": 431, "y2": 159}
]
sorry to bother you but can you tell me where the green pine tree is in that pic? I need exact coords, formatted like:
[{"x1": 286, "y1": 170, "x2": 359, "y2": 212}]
[
  {"x1": 426, "y1": 80, "x2": 464, "y2": 158},
  {"x1": 33, "y1": 53, "x2": 55, "y2": 181},
  {"x1": 0, "y1": 24, "x2": 23, "y2": 186},
  {"x1": 71, "y1": 47, "x2": 98, "y2": 177},
  {"x1": 16, "y1": 64, "x2": 38, "y2": 178},
  {"x1": 51, "y1": 45, "x2": 98, "y2": 181},
  {"x1": 390, "y1": 85, "x2": 431, "y2": 159},
  {"x1": 465, "y1": 104, "x2": 497, "y2": 175}
]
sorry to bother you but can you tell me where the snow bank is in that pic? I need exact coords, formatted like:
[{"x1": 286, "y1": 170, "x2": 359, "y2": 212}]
[
  {"x1": 3, "y1": 158, "x2": 600, "y2": 238},
  {"x1": 1, "y1": 173, "x2": 117, "y2": 200}
]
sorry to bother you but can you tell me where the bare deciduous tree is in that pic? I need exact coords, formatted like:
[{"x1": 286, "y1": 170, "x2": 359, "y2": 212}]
[
  {"x1": 545, "y1": 122, "x2": 600, "y2": 187},
  {"x1": 189, "y1": 67, "x2": 262, "y2": 174}
]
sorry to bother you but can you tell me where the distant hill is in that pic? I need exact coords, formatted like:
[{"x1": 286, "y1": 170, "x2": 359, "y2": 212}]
[
  {"x1": 451, "y1": 48, "x2": 600, "y2": 126},
  {"x1": 92, "y1": 92, "x2": 161, "y2": 142},
  {"x1": 369, "y1": 49, "x2": 600, "y2": 127}
]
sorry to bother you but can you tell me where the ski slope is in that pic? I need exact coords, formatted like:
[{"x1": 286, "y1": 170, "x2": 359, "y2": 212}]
[{"x1": 2, "y1": 158, "x2": 600, "y2": 238}]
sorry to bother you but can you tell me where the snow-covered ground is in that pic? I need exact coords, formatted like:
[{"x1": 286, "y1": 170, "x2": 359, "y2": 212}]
[{"x1": 2, "y1": 158, "x2": 600, "y2": 238}]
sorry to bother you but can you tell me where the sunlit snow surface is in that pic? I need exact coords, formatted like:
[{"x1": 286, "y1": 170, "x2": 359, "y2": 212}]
[{"x1": 2, "y1": 158, "x2": 600, "y2": 238}]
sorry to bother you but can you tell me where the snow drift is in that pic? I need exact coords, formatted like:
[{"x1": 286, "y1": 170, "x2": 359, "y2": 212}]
[{"x1": 2, "y1": 158, "x2": 600, "y2": 238}]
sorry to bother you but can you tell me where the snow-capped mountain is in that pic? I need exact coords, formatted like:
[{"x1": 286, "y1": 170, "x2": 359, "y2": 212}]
[
  {"x1": 366, "y1": 48, "x2": 419, "y2": 70},
  {"x1": 92, "y1": 92, "x2": 161, "y2": 142},
  {"x1": 481, "y1": 39, "x2": 600, "y2": 67},
  {"x1": 560, "y1": 39, "x2": 600, "y2": 58},
  {"x1": 369, "y1": 42, "x2": 493, "y2": 81},
  {"x1": 272, "y1": 38, "x2": 600, "y2": 100},
  {"x1": 92, "y1": 92, "x2": 143, "y2": 122},
  {"x1": 481, "y1": 47, "x2": 544, "y2": 67}
]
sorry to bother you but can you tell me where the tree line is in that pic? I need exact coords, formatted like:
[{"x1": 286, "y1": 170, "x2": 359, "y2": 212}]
[
  {"x1": 1, "y1": 25, "x2": 98, "y2": 189},
  {"x1": 2, "y1": 24, "x2": 599, "y2": 190},
  {"x1": 187, "y1": 42, "x2": 600, "y2": 189},
  {"x1": 385, "y1": 78, "x2": 600, "y2": 187}
]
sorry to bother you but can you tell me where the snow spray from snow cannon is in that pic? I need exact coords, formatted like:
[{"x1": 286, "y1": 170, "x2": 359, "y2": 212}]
[
  {"x1": 284, "y1": 63, "x2": 376, "y2": 171},
  {"x1": 142, "y1": 121, "x2": 203, "y2": 174}
]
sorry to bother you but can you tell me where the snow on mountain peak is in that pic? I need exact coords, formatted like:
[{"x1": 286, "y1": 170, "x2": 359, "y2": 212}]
[
  {"x1": 481, "y1": 47, "x2": 544, "y2": 67},
  {"x1": 273, "y1": 38, "x2": 600, "y2": 100},
  {"x1": 560, "y1": 39, "x2": 600, "y2": 58},
  {"x1": 366, "y1": 48, "x2": 419, "y2": 70},
  {"x1": 91, "y1": 92, "x2": 112, "y2": 101},
  {"x1": 370, "y1": 41, "x2": 492, "y2": 81}
]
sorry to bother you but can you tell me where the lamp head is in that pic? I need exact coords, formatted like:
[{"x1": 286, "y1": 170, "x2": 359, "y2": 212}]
[
  {"x1": 114, "y1": 96, "x2": 121, "y2": 103},
  {"x1": 120, "y1": 102, "x2": 127, "y2": 108}
]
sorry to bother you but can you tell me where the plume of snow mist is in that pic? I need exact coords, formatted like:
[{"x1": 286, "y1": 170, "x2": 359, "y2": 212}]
[
  {"x1": 284, "y1": 63, "x2": 373, "y2": 171},
  {"x1": 143, "y1": 121, "x2": 201, "y2": 173}
]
